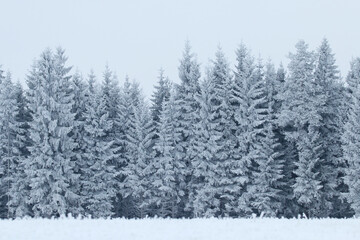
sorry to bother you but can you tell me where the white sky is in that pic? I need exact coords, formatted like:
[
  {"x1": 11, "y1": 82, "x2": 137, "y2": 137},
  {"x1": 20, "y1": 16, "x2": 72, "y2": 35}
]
[{"x1": 1, "y1": 0, "x2": 359, "y2": 97}]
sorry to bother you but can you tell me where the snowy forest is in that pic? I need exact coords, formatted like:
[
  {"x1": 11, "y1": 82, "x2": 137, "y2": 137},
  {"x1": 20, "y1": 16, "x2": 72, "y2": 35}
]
[{"x1": 1, "y1": 38, "x2": 360, "y2": 220}]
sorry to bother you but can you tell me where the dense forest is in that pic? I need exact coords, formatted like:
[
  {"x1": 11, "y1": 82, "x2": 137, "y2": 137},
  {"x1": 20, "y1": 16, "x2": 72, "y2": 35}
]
[{"x1": 0, "y1": 39, "x2": 359, "y2": 219}]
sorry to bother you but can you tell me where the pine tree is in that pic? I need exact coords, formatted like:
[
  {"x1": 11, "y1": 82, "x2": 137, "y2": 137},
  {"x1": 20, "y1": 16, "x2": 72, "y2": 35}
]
[{"x1": 25, "y1": 48, "x2": 80, "y2": 218}]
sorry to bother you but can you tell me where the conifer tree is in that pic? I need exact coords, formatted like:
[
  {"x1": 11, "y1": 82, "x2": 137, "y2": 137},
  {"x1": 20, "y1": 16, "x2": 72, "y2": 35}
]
[
  {"x1": 151, "y1": 91, "x2": 184, "y2": 217},
  {"x1": 227, "y1": 43, "x2": 261, "y2": 216},
  {"x1": 0, "y1": 73, "x2": 23, "y2": 218},
  {"x1": 68, "y1": 71, "x2": 88, "y2": 216},
  {"x1": 247, "y1": 62, "x2": 284, "y2": 217},
  {"x1": 279, "y1": 40, "x2": 324, "y2": 217},
  {"x1": 81, "y1": 77, "x2": 117, "y2": 218},
  {"x1": 115, "y1": 77, "x2": 140, "y2": 217},
  {"x1": 121, "y1": 95, "x2": 155, "y2": 218},
  {"x1": 151, "y1": 69, "x2": 171, "y2": 128},
  {"x1": 273, "y1": 64, "x2": 299, "y2": 217},
  {"x1": 175, "y1": 41, "x2": 201, "y2": 217},
  {"x1": 25, "y1": 48, "x2": 80, "y2": 218},
  {"x1": 189, "y1": 47, "x2": 234, "y2": 217},
  {"x1": 313, "y1": 39, "x2": 348, "y2": 217},
  {"x1": 7, "y1": 82, "x2": 32, "y2": 218},
  {"x1": 342, "y1": 58, "x2": 360, "y2": 217}
]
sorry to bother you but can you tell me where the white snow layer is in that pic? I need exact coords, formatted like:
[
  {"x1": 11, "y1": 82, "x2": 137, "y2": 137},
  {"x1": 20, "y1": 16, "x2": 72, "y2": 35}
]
[{"x1": 0, "y1": 218, "x2": 359, "y2": 240}]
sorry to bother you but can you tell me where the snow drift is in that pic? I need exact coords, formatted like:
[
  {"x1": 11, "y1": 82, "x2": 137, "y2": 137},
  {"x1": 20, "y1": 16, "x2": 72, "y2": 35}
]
[{"x1": 1, "y1": 217, "x2": 359, "y2": 240}]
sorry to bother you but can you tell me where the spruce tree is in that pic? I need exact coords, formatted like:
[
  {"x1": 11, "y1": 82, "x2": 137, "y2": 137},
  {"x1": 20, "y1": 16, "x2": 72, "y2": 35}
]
[
  {"x1": 273, "y1": 64, "x2": 299, "y2": 217},
  {"x1": 68, "y1": 71, "x2": 88, "y2": 216},
  {"x1": 175, "y1": 41, "x2": 201, "y2": 217},
  {"x1": 189, "y1": 47, "x2": 233, "y2": 217},
  {"x1": 151, "y1": 69, "x2": 171, "y2": 128},
  {"x1": 116, "y1": 77, "x2": 140, "y2": 217},
  {"x1": 245, "y1": 62, "x2": 284, "y2": 217},
  {"x1": 7, "y1": 82, "x2": 32, "y2": 218},
  {"x1": 151, "y1": 91, "x2": 184, "y2": 217},
  {"x1": 228, "y1": 43, "x2": 262, "y2": 217},
  {"x1": 0, "y1": 73, "x2": 23, "y2": 218},
  {"x1": 314, "y1": 39, "x2": 349, "y2": 217},
  {"x1": 279, "y1": 40, "x2": 324, "y2": 217},
  {"x1": 121, "y1": 95, "x2": 154, "y2": 218},
  {"x1": 25, "y1": 48, "x2": 80, "y2": 218},
  {"x1": 342, "y1": 58, "x2": 360, "y2": 217},
  {"x1": 81, "y1": 77, "x2": 117, "y2": 218}
]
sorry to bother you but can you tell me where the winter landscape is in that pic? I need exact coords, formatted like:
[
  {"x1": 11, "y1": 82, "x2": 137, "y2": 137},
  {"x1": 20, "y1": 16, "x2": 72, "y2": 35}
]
[{"x1": 1, "y1": 0, "x2": 360, "y2": 239}]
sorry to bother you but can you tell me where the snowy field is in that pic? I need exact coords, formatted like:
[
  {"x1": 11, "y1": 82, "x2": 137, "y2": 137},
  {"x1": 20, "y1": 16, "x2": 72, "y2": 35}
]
[{"x1": 1, "y1": 218, "x2": 360, "y2": 240}]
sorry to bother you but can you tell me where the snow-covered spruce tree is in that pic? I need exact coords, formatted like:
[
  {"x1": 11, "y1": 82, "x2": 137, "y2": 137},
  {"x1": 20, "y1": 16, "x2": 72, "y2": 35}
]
[
  {"x1": 114, "y1": 77, "x2": 144, "y2": 217},
  {"x1": 246, "y1": 62, "x2": 284, "y2": 217},
  {"x1": 99, "y1": 66, "x2": 124, "y2": 216},
  {"x1": 121, "y1": 94, "x2": 155, "y2": 218},
  {"x1": 151, "y1": 68, "x2": 171, "y2": 130},
  {"x1": 188, "y1": 47, "x2": 234, "y2": 217},
  {"x1": 150, "y1": 91, "x2": 184, "y2": 218},
  {"x1": 227, "y1": 43, "x2": 263, "y2": 217},
  {"x1": 100, "y1": 65, "x2": 122, "y2": 159},
  {"x1": 0, "y1": 67, "x2": 6, "y2": 218},
  {"x1": 273, "y1": 64, "x2": 299, "y2": 218},
  {"x1": 313, "y1": 39, "x2": 351, "y2": 217},
  {"x1": 342, "y1": 57, "x2": 360, "y2": 217},
  {"x1": 25, "y1": 48, "x2": 80, "y2": 218},
  {"x1": 189, "y1": 75, "x2": 220, "y2": 217},
  {"x1": 68, "y1": 70, "x2": 88, "y2": 216},
  {"x1": 7, "y1": 82, "x2": 32, "y2": 218},
  {"x1": 279, "y1": 40, "x2": 325, "y2": 217},
  {"x1": 81, "y1": 76, "x2": 117, "y2": 218},
  {"x1": 208, "y1": 48, "x2": 237, "y2": 217},
  {"x1": 0, "y1": 73, "x2": 24, "y2": 218},
  {"x1": 175, "y1": 41, "x2": 201, "y2": 217}
]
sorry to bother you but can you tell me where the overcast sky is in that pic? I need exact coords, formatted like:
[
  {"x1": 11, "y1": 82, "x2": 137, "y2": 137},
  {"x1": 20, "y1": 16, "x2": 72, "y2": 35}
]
[{"x1": 1, "y1": 0, "x2": 359, "y2": 97}]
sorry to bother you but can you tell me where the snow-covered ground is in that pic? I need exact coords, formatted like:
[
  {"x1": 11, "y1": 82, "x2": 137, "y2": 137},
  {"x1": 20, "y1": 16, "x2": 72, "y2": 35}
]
[{"x1": 1, "y1": 217, "x2": 359, "y2": 240}]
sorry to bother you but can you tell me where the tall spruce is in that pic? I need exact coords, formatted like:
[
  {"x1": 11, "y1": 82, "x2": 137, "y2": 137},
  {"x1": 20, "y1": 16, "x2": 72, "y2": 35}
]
[
  {"x1": 279, "y1": 40, "x2": 324, "y2": 217},
  {"x1": 189, "y1": 47, "x2": 233, "y2": 217},
  {"x1": 0, "y1": 73, "x2": 23, "y2": 218},
  {"x1": 247, "y1": 62, "x2": 284, "y2": 217},
  {"x1": 151, "y1": 91, "x2": 184, "y2": 217},
  {"x1": 228, "y1": 43, "x2": 262, "y2": 217},
  {"x1": 175, "y1": 42, "x2": 201, "y2": 217},
  {"x1": 7, "y1": 82, "x2": 32, "y2": 218},
  {"x1": 151, "y1": 69, "x2": 171, "y2": 129},
  {"x1": 81, "y1": 75, "x2": 117, "y2": 218},
  {"x1": 342, "y1": 58, "x2": 360, "y2": 217},
  {"x1": 25, "y1": 48, "x2": 80, "y2": 218},
  {"x1": 313, "y1": 39, "x2": 348, "y2": 217},
  {"x1": 121, "y1": 94, "x2": 154, "y2": 218},
  {"x1": 274, "y1": 64, "x2": 299, "y2": 217}
]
